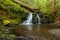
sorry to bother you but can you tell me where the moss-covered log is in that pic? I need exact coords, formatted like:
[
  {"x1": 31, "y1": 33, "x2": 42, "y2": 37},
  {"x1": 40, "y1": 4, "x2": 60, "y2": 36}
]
[{"x1": 12, "y1": 0, "x2": 38, "y2": 12}]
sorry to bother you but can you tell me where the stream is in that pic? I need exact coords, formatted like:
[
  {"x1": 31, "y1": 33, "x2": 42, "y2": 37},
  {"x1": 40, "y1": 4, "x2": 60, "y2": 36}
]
[{"x1": 13, "y1": 24, "x2": 60, "y2": 40}]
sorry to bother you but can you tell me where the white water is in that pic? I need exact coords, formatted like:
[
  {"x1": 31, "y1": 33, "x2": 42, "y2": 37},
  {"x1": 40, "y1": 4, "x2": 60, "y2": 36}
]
[
  {"x1": 20, "y1": 12, "x2": 33, "y2": 25},
  {"x1": 20, "y1": 12, "x2": 41, "y2": 25},
  {"x1": 36, "y1": 14, "x2": 41, "y2": 24}
]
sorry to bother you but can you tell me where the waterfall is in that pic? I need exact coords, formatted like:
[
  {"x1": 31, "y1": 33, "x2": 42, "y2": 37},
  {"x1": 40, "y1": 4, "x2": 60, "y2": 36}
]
[
  {"x1": 20, "y1": 12, "x2": 33, "y2": 25},
  {"x1": 36, "y1": 14, "x2": 41, "y2": 24},
  {"x1": 20, "y1": 12, "x2": 41, "y2": 25}
]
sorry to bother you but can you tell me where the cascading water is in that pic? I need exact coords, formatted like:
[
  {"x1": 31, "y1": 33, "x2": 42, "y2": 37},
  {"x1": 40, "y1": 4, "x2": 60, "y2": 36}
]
[
  {"x1": 36, "y1": 14, "x2": 41, "y2": 24},
  {"x1": 20, "y1": 12, "x2": 41, "y2": 25},
  {"x1": 20, "y1": 12, "x2": 33, "y2": 25}
]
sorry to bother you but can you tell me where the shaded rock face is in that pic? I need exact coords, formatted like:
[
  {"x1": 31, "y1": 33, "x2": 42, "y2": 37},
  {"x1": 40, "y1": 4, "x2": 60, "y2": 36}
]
[
  {"x1": 32, "y1": 14, "x2": 42, "y2": 24},
  {"x1": 32, "y1": 13, "x2": 53, "y2": 24},
  {"x1": 41, "y1": 15, "x2": 54, "y2": 24},
  {"x1": 32, "y1": 14, "x2": 37, "y2": 24}
]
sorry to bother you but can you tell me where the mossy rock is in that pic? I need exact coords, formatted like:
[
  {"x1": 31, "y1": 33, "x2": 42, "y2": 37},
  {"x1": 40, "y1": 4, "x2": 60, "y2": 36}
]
[{"x1": 3, "y1": 19, "x2": 10, "y2": 25}]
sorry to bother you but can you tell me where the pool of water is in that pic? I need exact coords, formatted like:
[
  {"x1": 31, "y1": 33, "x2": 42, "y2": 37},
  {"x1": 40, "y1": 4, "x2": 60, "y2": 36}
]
[{"x1": 12, "y1": 24, "x2": 60, "y2": 40}]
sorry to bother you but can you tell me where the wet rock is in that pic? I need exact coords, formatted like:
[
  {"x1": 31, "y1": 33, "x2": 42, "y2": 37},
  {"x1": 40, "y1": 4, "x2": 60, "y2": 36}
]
[{"x1": 49, "y1": 29, "x2": 60, "y2": 40}]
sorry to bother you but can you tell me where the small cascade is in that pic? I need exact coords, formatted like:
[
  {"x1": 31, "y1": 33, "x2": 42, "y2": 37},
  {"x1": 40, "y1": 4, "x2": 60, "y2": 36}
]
[
  {"x1": 20, "y1": 12, "x2": 33, "y2": 25},
  {"x1": 20, "y1": 12, "x2": 41, "y2": 25},
  {"x1": 36, "y1": 14, "x2": 41, "y2": 24}
]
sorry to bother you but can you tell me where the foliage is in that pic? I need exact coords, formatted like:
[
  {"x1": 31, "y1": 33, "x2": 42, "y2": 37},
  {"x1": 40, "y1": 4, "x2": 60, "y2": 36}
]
[
  {"x1": 0, "y1": 0, "x2": 29, "y2": 24},
  {"x1": 0, "y1": 0, "x2": 28, "y2": 13},
  {"x1": 0, "y1": 0, "x2": 60, "y2": 39}
]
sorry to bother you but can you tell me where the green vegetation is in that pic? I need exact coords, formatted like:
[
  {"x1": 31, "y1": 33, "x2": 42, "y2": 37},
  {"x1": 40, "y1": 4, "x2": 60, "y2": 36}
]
[
  {"x1": 0, "y1": 0, "x2": 60, "y2": 39},
  {"x1": 0, "y1": 0, "x2": 29, "y2": 24}
]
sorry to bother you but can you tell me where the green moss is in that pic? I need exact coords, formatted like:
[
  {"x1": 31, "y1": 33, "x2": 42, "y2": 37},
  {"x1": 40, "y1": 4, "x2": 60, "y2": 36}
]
[
  {"x1": 0, "y1": 0, "x2": 28, "y2": 13},
  {"x1": 0, "y1": 0, "x2": 29, "y2": 25}
]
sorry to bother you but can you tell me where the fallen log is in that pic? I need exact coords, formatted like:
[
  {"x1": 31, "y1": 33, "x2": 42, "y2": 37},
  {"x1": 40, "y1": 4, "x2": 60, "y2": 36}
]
[{"x1": 12, "y1": 0, "x2": 38, "y2": 12}]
